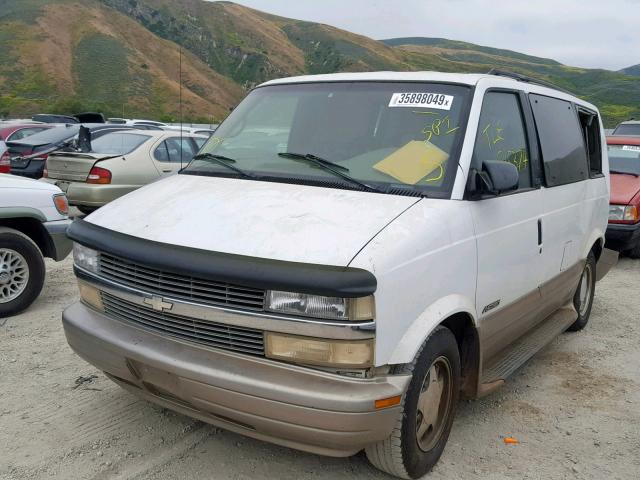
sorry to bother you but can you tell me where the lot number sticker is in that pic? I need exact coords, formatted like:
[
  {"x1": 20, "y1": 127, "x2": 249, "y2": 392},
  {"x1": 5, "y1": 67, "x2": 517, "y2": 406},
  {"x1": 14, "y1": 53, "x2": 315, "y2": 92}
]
[
  {"x1": 389, "y1": 92, "x2": 453, "y2": 110},
  {"x1": 622, "y1": 145, "x2": 640, "y2": 152}
]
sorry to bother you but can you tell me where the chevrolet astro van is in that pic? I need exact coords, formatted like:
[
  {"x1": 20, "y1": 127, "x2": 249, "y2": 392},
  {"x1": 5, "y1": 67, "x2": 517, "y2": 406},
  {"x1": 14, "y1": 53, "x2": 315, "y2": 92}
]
[{"x1": 63, "y1": 71, "x2": 614, "y2": 478}]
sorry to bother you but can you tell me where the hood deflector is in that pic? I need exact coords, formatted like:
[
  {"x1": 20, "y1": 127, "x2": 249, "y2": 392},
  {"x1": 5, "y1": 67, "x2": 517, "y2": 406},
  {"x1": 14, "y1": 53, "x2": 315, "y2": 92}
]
[{"x1": 67, "y1": 219, "x2": 377, "y2": 298}]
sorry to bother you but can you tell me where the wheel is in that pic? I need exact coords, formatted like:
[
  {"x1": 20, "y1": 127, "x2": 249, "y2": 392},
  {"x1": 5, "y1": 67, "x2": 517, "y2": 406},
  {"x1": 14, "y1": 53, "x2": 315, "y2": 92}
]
[
  {"x1": 0, "y1": 228, "x2": 45, "y2": 318},
  {"x1": 365, "y1": 326, "x2": 461, "y2": 479},
  {"x1": 77, "y1": 206, "x2": 97, "y2": 215},
  {"x1": 625, "y1": 242, "x2": 640, "y2": 259},
  {"x1": 567, "y1": 251, "x2": 596, "y2": 332}
]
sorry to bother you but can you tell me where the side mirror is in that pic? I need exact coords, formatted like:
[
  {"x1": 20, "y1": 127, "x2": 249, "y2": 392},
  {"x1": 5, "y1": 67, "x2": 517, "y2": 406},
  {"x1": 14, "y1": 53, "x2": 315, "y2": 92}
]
[{"x1": 467, "y1": 160, "x2": 519, "y2": 198}]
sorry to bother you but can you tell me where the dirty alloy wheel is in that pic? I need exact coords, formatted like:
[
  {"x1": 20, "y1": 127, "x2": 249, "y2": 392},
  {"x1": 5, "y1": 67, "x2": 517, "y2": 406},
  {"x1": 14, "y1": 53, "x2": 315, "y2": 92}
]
[
  {"x1": 0, "y1": 228, "x2": 45, "y2": 318},
  {"x1": 567, "y1": 251, "x2": 596, "y2": 332},
  {"x1": 365, "y1": 326, "x2": 460, "y2": 479}
]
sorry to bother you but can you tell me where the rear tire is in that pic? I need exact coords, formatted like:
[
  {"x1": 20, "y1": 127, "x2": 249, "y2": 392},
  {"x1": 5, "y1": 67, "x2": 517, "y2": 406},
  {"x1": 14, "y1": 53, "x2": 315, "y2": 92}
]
[
  {"x1": 0, "y1": 228, "x2": 45, "y2": 318},
  {"x1": 625, "y1": 242, "x2": 640, "y2": 259},
  {"x1": 365, "y1": 326, "x2": 460, "y2": 479},
  {"x1": 567, "y1": 251, "x2": 596, "y2": 332}
]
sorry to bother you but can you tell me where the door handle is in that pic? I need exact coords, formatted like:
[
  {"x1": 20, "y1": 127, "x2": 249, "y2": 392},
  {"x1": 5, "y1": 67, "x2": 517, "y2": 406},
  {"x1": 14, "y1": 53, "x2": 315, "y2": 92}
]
[
  {"x1": 537, "y1": 219, "x2": 543, "y2": 246},
  {"x1": 162, "y1": 169, "x2": 172, "y2": 173}
]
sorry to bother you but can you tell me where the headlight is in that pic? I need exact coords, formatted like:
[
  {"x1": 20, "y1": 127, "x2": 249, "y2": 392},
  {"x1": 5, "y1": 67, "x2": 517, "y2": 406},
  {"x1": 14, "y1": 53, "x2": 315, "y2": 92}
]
[
  {"x1": 609, "y1": 204, "x2": 638, "y2": 222},
  {"x1": 73, "y1": 243, "x2": 99, "y2": 273},
  {"x1": 78, "y1": 280, "x2": 104, "y2": 311},
  {"x1": 265, "y1": 291, "x2": 375, "y2": 321},
  {"x1": 265, "y1": 333, "x2": 374, "y2": 368}
]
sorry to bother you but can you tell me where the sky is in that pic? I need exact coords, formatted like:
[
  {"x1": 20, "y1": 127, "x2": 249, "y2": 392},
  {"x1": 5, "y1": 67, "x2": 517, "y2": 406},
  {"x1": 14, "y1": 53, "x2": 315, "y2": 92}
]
[{"x1": 209, "y1": 0, "x2": 640, "y2": 71}]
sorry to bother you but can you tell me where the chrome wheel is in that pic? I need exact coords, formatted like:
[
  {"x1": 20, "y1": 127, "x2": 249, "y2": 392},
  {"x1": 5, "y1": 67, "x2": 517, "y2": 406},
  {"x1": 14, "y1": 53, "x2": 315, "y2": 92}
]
[
  {"x1": 577, "y1": 263, "x2": 593, "y2": 317},
  {"x1": 0, "y1": 248, "x2": 29, "y2": 303},
  {"x1": 416, "y1": 356, "x2": 453, "y2": 452}
]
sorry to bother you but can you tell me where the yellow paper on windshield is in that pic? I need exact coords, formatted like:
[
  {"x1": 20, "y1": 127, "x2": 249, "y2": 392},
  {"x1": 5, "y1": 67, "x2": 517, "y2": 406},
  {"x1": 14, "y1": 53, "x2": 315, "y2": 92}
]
[{"x1": 373, "y1": 141, "x2": 449, "y2": 185}]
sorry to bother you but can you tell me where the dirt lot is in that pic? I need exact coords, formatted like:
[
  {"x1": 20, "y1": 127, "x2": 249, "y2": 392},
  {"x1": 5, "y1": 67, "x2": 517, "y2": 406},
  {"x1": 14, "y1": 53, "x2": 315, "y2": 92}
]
[{"x1": 0, "y1": 255, "x2": 638, "y2": 480}]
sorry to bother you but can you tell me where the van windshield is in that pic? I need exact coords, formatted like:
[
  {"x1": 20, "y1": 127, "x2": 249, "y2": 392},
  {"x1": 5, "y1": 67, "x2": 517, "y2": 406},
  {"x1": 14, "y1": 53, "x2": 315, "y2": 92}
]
[{"x1": 183, "y1": 82, "x2": 471, "y2": 197}]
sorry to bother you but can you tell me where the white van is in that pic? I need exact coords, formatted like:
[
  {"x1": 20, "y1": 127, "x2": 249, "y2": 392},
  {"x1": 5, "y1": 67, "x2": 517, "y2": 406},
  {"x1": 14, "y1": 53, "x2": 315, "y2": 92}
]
[{"x1": 63, "y1": 71, "x2": 614, "y2": 478}]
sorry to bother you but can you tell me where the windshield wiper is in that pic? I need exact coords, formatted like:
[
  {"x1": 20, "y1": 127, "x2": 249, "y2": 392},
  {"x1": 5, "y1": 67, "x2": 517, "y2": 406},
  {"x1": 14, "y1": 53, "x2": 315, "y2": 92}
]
[
  {"x1": 191, "y1": 153, "x2": 257, "y2": 179},
  {"x1": 278, "y1": 152, "x2": 385, "y2": 193}
]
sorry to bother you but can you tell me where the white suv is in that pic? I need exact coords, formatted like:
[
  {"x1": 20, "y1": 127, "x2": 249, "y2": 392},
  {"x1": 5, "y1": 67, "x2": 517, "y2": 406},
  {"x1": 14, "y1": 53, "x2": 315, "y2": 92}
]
[
  {"x1": 63, "y1": 71, "x2": 613, "y2": 478},
  {"x1": 0, "y1": 174, "x2": 72, "y2": 317}
]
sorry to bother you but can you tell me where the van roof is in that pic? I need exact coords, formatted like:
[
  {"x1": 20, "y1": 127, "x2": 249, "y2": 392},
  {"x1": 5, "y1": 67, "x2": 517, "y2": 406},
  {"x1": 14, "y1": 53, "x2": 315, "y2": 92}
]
[{"x1": 260, "y1": 71, "x2": 596, "y2": 110}]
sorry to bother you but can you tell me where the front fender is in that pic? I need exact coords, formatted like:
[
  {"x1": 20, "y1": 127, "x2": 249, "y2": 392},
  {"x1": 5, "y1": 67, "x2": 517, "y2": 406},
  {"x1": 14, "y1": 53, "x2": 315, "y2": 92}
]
[{"x1": 388, "y1": 294, "x2": 477, "y2": 365}]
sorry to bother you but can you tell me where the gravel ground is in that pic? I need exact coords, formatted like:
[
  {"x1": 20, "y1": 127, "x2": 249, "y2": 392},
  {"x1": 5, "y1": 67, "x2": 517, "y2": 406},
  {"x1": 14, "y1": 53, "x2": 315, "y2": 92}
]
[{"x1": 0, "y1": 255, "x2": 638, "y2": 480}]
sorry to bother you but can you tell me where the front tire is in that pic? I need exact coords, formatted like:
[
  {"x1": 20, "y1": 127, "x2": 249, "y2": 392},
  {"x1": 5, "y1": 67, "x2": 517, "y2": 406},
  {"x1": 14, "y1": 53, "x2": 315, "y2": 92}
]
[
  {"x1": 567, "y1": 251, "x2": 596, "y2": 332},
  {"x1": 0, "y1": 228, "x2": 45, "y2": 318},
  {"x1": 365, "y1": 326, "x2": 461, "y2": 479}
]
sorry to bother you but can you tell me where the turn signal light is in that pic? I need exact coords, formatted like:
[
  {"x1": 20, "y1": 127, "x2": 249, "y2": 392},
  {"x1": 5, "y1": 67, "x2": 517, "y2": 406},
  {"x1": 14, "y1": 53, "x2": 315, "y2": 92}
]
[
  {"x1": 87, "y1": 166, "x2": 112, "y2": 184},
  {"x1": 53, "y1": 194, "x2": 69, "y2": 215}
]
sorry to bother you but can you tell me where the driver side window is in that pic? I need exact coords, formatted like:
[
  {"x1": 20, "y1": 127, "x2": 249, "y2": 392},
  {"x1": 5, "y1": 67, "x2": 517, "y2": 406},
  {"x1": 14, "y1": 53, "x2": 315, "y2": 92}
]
[{"x1": 472, "y1": 92, "x2": 532, "y2": 190}]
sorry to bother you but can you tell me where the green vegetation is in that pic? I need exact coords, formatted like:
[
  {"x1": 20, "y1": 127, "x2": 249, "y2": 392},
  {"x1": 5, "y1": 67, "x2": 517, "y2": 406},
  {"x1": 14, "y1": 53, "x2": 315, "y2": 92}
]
[{"x1": 74, "y1": 33, "x2": 131, "y2": 108}]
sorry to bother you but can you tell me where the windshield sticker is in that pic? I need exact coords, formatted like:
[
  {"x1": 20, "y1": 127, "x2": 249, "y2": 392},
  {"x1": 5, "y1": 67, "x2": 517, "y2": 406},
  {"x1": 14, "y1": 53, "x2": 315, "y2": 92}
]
[
  {"x1": 389, "y1": 93, "x2": 453, "y2": 110},
  {"x1": 622, "y1": 145, "x2": 640, "y2": 152},
  {"x1": 373, "y1": 140, "x2": 449, "y2": 185}
]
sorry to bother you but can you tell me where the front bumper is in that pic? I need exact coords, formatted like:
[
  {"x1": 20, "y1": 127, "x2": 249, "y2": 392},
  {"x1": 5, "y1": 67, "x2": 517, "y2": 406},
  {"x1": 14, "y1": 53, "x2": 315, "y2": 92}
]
[
  {"x1": 62, "y1": 302, "x2": 409, "y2": 457},
  {"x1": 43, "y1": 219, "x2": 72, "y2": 260},
  {"x1": 605, "y1": 222, "x2": 640, "y2": 252}
]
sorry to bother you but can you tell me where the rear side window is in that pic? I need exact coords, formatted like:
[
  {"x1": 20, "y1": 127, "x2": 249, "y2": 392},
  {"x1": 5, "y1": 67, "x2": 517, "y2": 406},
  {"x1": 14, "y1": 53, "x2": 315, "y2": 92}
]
[
  {"x1": 90, "y1": 133, "x2": 150, "y2": 155},
  {"x1": 155, "y1": 138, "x2": 197, "y2": 163},
  {"x1": 530, "y1": 94, "x2": 588, "y2": 187},
  {"x1": 472, "y1": 91, "x2": 532, "y2": 190},
  {"x1": 577, "y1": 108, "x2": 602, "y2": 176}
]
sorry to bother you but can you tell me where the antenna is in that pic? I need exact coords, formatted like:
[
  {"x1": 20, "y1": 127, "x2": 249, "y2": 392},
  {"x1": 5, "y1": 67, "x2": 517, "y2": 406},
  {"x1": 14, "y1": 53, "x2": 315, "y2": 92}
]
[{"x1": 179, "y1": 46, "x2": 183, "y2": 170}]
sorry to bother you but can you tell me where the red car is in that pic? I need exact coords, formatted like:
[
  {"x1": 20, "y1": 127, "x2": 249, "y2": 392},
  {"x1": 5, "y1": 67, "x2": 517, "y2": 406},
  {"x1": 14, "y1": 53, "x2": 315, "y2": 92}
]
[
  {"x1": 0, "y1": 123, "x2": 53, "y2": 173},
  {"x1": 606, "y1": 136, "x2": 640, "y2": 257}
]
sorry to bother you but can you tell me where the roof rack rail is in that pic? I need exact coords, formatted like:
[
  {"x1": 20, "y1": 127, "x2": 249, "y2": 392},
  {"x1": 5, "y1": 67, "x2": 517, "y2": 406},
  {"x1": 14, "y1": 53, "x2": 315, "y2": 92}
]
[{"x1": 487, "y1": 68, "x2": 574, "y2": 95}]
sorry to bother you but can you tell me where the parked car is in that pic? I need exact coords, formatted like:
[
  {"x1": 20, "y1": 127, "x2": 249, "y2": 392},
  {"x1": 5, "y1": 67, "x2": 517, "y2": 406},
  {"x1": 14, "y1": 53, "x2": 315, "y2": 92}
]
[
  {"x1": 107, "y1": 118, "x2": 168, "y2": 128},
  {"x1": 44, "y1": 130, "x2": 207, "y2": 213},
  {"x1": 0, "y1": 174, "x2": 72, "y2": 317},
  {"x1": 0, "y1": 123, "x2": 52, "y2": 142},
  {"x1": 162, "y1": 126, "x2": 216, "y2": 137},
  {"x1": 63, "y1": 71, "x2": 613, "y2": 479},
  {"x1": 612, "y1": 120, "x2": 640, "y2": 136},
  {"x1": 6, "y1": 124, "x2": 134, "y2": 179},
  {"x1": 0, "y1": 123, "x2": 54, "y2": 173},
  {"x1": 605, "y1": 136, "x2": 640, "y2": 257}
]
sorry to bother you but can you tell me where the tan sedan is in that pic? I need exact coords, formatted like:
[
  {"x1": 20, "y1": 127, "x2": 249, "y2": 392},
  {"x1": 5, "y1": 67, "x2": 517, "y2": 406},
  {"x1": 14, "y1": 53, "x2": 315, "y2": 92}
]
[{"x1": 45, "y1": 130, "x2": 207, "y2": 213}]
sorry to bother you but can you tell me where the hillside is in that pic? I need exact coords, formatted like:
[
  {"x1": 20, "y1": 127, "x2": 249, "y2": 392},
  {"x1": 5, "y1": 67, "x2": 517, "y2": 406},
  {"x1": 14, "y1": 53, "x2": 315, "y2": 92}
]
[
  {"x1": 0, "y1": 0, "x2": 639, "y2": 126},
  {"x1": 620, "y1": 64, "x2": 640, "y2": 77}
]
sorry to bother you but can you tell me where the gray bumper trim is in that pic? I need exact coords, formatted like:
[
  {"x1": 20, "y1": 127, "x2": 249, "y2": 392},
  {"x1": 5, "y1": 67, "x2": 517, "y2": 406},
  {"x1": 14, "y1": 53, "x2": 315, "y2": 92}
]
[
  {"x1": 43, "y1": 219, "x2": 72, "y2": 260},
  {"x1": 62, "y1": 302, "x2": 409, "y2": 456}
]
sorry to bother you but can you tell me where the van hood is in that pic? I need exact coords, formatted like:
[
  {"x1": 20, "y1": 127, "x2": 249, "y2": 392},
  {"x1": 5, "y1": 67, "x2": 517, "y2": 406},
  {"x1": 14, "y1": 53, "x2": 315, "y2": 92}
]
[
  {"x1": 86, "y1": 175, "x2": 420, "y2": 266},
  {"x1": 610, "y1": 173, "x2": 640, "y2": 204}
]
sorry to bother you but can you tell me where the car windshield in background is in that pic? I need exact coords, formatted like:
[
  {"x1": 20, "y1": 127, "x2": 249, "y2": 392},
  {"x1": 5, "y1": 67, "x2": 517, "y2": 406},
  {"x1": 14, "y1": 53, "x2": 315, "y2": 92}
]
[
  {"x1": 10, "y1": 125, "x2": 80, "y2": 146},
  {"x1": 183, "y1": 82, "x2": 471, "y2": 197},
  {"x1": 90, "y1": 132, "x2": 150, "y2": 155},
  {"x1": 613, "y1": 124, "x2": 640, "y2": 136},
  {"x1": 608, "y1": 144, "x2": 640, "y2": 176}
]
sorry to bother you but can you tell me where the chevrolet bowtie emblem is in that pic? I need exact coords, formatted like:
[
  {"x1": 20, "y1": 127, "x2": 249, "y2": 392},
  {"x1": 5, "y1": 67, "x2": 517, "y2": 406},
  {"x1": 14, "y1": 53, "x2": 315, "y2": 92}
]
[{"x1": 143, "y1": 296, "x2": 173, "y2": 312}]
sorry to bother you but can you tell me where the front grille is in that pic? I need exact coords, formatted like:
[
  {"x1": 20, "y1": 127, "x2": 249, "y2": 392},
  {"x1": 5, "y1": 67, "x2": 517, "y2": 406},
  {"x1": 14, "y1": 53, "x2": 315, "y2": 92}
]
[
  {"x1": 98, "y1": 253, "x2": 266, "y2": 311},
  {"x1": 102, "y1": 292, "x2": 265, "y2": 356}
]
